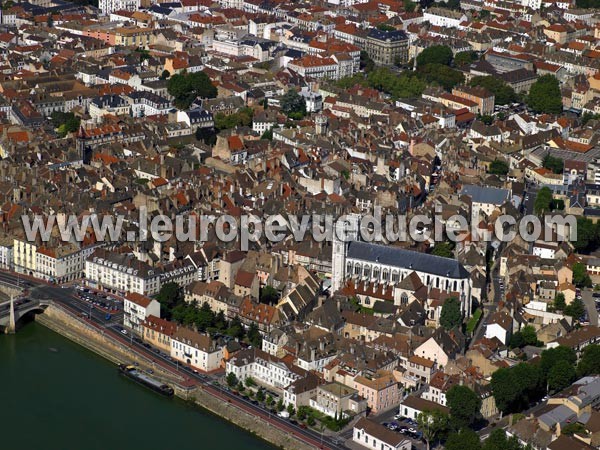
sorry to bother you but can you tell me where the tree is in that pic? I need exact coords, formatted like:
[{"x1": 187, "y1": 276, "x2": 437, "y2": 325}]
[
  {"x1": 572, "y1": 218, "x2": 600, "y2": 254},
  {"x1": 547, "y1": 359, "x2": 576, "y2": 392},
  {"x1": 572, "y1": 262, "x2": 592, "y2": 287},
  {"x1": 575, "y1": 0, "x2": 599, "y2": 8},
  {"x1": 245, "y1": 376, "x2": 256, "y2": 388},
  {"x1": 554, "y1": 293, "x2": 566, "y2": 311},
  {"x1": 416, "y1": 45, "x2": 453, "y2": 67},
  {"x1": 260, "y1": 128, "x2": 273, "y2": 140},
  {"x1": 156, "y1": 281, "x2": 182, "y2": 319},
  {"x1": 307, "y1": 416, "x2": 316, "y2": 426},
  {"x1": 227, "y1": 316, "x2": 245, "y2": 340},
  {"x1": 534, "y1": 186, "x2": 553, "y2": 215},
  {"x1": 47, "y1": 15, "x2": 53, "y2": 27},
  {"x1": 377, "y1": 23, "x2": 396, "y2": 31},
  {"x1": 280, "y1": 89, "x2": 306, "y2": 119},
  {"x1": 454, "y1": 51, "x2": 478, "y2": 68},
  {"x1": 247, "y1": 322, "x2": 262, "y2": 347},
  {"x1": 509, "y1": 325, "x2": 539, "y2": 349},
  {"x1": 470, "y1": 76, "x2": 517, "y2": 105},
  {"x1": 417, "y1": 63, "x2": 465, "y2": 90},
  {"x1": 491, "y1": 363, "x2": 541, "y2": 413},
  {"x1": 360, "y1": 51, "x2": 375, "y2": 72},
  {"x1": 260, "y1": 285, "x2": 279, "y2": 304},
  {"x1": 527, "y1": 75, "x2": 562, "y2": 114},
  {"x1": 287, "y1": 403, "x2": 295, "y2": 416},
  {"x1": 540, "y1": 346, "x2": 577, "y2": 388},
  {"x1": 297, "y1": 406, "x2": 308, "y2": 421},
  {"x1": 266, "y1": 395, "x2": 274, "y2": 407},
  {"x1": 564, "y1": 297, "x2": 585, "y2": 319},
  {"x1": 445, "y1": 428, "x2": 482, "y2": 450},
  {"x1": 432, "y1": 241, "x2": 454, "y2": 258},
  {"x1": 403, "y1": 0, "x2": 416, "y2": 12},
  {"x1": 167, "y1": 71, "x2": 217, "y2": 110},
  {"x1": 276, "y1": 399, "x2": 284, "y2": 412},
  {"x1": 196, "y1": 302, "x2": 215, "y2": 332},
  {"x1": 214, "y1": 107, "x2": 253, "y2": 131},
  {"x1": 440, "y1": 297, "x2": 462, "y2": 330},
  {"x1": 226, "y1": 372, "x2": 238, "y2": 388},
  {"x1": 367, "y1": 67, "x2": 426, "y2": 98},
  {"x1": 447, "y1": 385, "x2": 481, "y2": 429},
  {"x1": 50, "y1": 111, "x2": 81, "y2": 138},
  {"x1": 489, "y1": 159, "x2": 509, "y2": 175},
  {"x1": 255, "y1": 389, "x2": 265, "y2": 402},
  {"x1": 417, "y1": 410, "x2": 449, "y2": 450},
  {"x1": 483, "y1": 429, "x2": 528, "y2": 450},
  {"x1": 160, "y1": 69, "x2": 170, "y2": 80},
  {"x1": 542, "y1": 153, "x2": 564, "y2": 174},
  {"x1": 577, "y1": 345, "x2": 600, "y2": 377}
]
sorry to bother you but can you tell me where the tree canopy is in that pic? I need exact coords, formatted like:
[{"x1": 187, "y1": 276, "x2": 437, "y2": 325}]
[
  {"x1": 447, "y1": 385, "x2": 481, "y2": 429},
  {"x1": 564, "y1": 297, "x2": 586, "y2": 319},
  {"x1": 440, "y1": 297, "x2": 462, "y2": 330},
  {"x1": 526, "y1": 75, "x2": 562, "y2": 114},
  {"x1": 454, "y1": 51, "x2": 478, "y2": 68},
  {"x1": 470, "y1": 76, "x2": 517, "y2": 105},
  {"x1": 445, "y1": 429, "x2": 482, "y2": 450},
  {"x1": 417, "y1": 63, "x2": 465, "y2": 91},
  {"x1": 534, "y1": 186, "x2": 553, "y2": 215},
  {"x1": 489, "y1": 159, "x2": 509, "y2": 175},
  {"x1": 417, "y1": 45, "x2": 453, "y2": 67},
  {"x1": 577, "y1": 344, "x2": 600, "y2": 377},
  {"x1": 432, "y1": 241, "x2": 454, "y2": 258},
  {"x1": 50, "y1": 111, "x2": 80, "y2": 138},
  {"x1": 483, "y1": 429, "x2": 531, "y2": 450},
  {"x1": 572, "y1": 262, "x2": 593, "y2": 287},
  {"x1": 572, "y1": 218, "x2": 600, "y2": 255},
  {"x1": 417, "y1": 410, "x2": 449, "y2": 450},
  {"x1": 542, "y1": 153, "x2": 564, "y2": 174},
  {"x1": 547, "y1": 359, "x2": 577, "y2": 392},
  {"x1": 491, "y1": 363, "x2": 541, "y2": 413},
  {"x1": 280, "y1": 89, "x2": 307, "y2": 119},
  {"x1": 367, "y1": 67, "x2": 426, "y2": 98},
  {"x1": 509, "y1": 325, "x2": 539, "y2": 349},
  {"x1": 167, "y1": 71, "x2": 217, "y2": 110}
]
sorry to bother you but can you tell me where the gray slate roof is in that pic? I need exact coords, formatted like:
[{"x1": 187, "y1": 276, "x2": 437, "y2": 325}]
[
  {"x1": 347, "y1": 241, "x2": 469, "y2": 279},
  {"x1": 460, "y1": 185, "x2": 510, "y2": 205}
]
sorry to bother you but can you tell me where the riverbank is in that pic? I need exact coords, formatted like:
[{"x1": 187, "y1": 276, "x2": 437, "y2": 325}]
[{"x1": 35, "y1": 303, "x2": 316, "y2": 450}]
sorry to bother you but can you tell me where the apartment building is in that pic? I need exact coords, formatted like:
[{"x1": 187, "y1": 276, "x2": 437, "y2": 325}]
[
  {"x1": 171, "y1": 327, "x2": 224, "y2": 372},
  {"x1": 364, "y1": 29, "x2": 409, "y2": 67},
  {"x1": 124, "y1": 292, "x2": 161, "y2": 334},
  {"x1": 452, "y1": 85, "x2": 495, "y2": 115},
  {"x1": 142, "y1": 315, "x2": 176, "y2": 353}
]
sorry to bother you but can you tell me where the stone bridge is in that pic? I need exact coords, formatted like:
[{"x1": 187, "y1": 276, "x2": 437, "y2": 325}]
[{"x1": 0, "y1": 298, "x2": 51, "y2": 333}]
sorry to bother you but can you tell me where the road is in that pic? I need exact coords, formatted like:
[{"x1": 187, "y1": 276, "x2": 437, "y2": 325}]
[
  {"x1": 0, "y1": 269, "x2": 345, "y2": 450},
  {"x1": 581, "y1": 289, "x2": 599, "y2": 327}
]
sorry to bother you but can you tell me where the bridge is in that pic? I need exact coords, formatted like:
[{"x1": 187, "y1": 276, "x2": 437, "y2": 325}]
[{"x1": 0, "y1": 298, "x2": 51, "y2": 333}]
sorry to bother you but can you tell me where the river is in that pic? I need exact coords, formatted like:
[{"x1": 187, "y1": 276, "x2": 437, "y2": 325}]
[{"x1": 0, "y1": 322, "x2": 272, "y2": 450}]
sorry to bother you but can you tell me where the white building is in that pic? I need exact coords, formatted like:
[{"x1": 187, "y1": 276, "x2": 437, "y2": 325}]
[
  {"x1": 85, "y1": 249, "x2": 161, "y2": 296},
  {"x1": 35, "y1": 243, "x2": 99, "y2": 283},
  {"x1": 99, "y1": 0, "x2": 140, "y2": 16},
  {"x1": 484, "y1": 311, "x2": 513, "y2": 345},
  {"x1": 423, "y1": 8, "x2": 467, "y2": 28},
  {"x1": 353, "y1": 418, "x2": 412, "y2": 450},
  {"x1": 460, "y1": 184, "x2": 511, "y2": 223},
  {"x1": 226, "y1": 347, "x2": 306, "y2": 391},
  {"x1": 123, "y1": 292, "x2": 161, "y2": 334},
  {"x1": 171, "y1": 328, "x2": 224, "y2": 372}
]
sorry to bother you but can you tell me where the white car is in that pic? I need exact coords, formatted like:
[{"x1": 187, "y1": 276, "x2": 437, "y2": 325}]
[{"x1": 121, "y1": 329, "x2": 127, "y2": 335}]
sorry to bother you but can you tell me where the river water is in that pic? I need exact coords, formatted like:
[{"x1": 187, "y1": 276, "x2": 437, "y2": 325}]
[{"x1": 0, "y1": 322, "x2": 272, "y2": 450}]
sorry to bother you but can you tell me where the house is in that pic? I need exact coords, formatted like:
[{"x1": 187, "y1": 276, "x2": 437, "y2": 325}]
[
  {"x1": 353, "y1": 418, "x2": 412, "y2": 450},
  {"x1": 399, "y1": 395, "x2": 449, "y2": 420},
  {"x1": 354, "y1": 371, "x2": 400, "y2": 414},
  {"x1": 484, "y1": 311, "x2": 513, "y2": 345},
  {"x1": 171, "y1": 327, "x2": 224, "y2": 372},
  {"x1": 124, "y1": 292, "x2": 161, "y2": 334},
  {"x1": 403, "y1": 355, "x2": 436, "y2": 388},
  {"x1": 413, "y1": 328, "x2": 461, "y2": 368},
  {"x1": 460, "y1": 184, "x2": 511, "y2": 222},
  {"x1": 283, "y1": 373, "x2": 321, "y2": 409},
  {"x1": 141, "y1": 315, "x2": 176, "y2": 353},
  {"x1": 309, "y1": 382, "x2": 368, "y2": 418}
]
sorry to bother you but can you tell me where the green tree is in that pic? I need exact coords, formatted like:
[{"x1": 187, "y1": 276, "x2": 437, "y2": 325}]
[
  {"x1": 214, "y1": 107, "x2": 253, "y2": 131},
  {"x1": 575, "y1": 0, "x2": 599, "y2": 9},
  {"x1": 417, "y1": 63, "x2": 465, "y2": 90},
  {"x1": 417, "y1": 410, "x2": 449, "y2": 450},
  {"x1": 526, "y1": 75, "x2": 562, "y2": 114},
  {"x1": 195, "y1": 302, "x2": 215, "y2": 332},
  {"x1": 266, "y1": 395, "x2": 274, "y2": 406},
  {"x1": 447, "y1": 385, "x2": 481, "y2": 429},
  {"x1": 260, "y1": 128, "x2": 273, "y2": 140},
  {"x1": 572, "y1": 218, "x2": 600, "y2": 254},
  {"x1": 226, "y1": 372, "x2": 238, "y2": 388},
  {"x1": 156, "y1": 281, "x2": 182, "y2": 319},
  {"x1": 276, "y1": 399, "x2": 284, "y2": 412},
  {"x1": 50, "y1": 111, "x2": 81, "y2": 138},
  {"x1": 440, "y1": 297, "x2": 462, "y2": 330},
  {"x1": 454, "y1": 51, "x2": 478, "y2": 68},
  {"x1": 403, "y1": 0, "x2": 416, "y2": 12},
  {"x1": 540, "y1": 346, "x2": 577, "y2": 384},
  {"x1": 432, "y1": 241, "x2": 454, "y2": 258},
  {"x1": 491, "y1": 363, "x2": 541, "y2": 413},
  {"x1": 297, "y1": 406, "x2": 308, "y2": 420},
  {"x1": 483, "y1": 429, "x2": 527, "y2": 450},
  {"x1": 160, "y1": 69, "x2": 170, "y2": 80},
  {"x1": 564, "y1": 297, "x2": 585, "y2": 319},
  {"x1": 577, "y1": 345, "x2": 600, "y2": 377},
  {"x1": 562, "y1": 423, "x2": 587, "y2": 436},
  {"x1": 547, "y1": 359, "x2": 576, "y2": 392},
  {"x1": 445, "y1": 428, "x2": 482, "y2": 450},
  {"x1": 367, "y1": 67, "x2": 426, "y2": 98},
  {"x1": 509, "y1": 325, "x2": 539, "y2": 349},
  {"x1": 256, "y1": 389, "x2": 265, "y2": 402},
  {"x1": 377, "y1": 23, "x2": 396, "y2": 31},
  {"x1": 470, "y1": 76, "x2": 517, "y2": 105},
  {"x1": 554, "y1": 293, "x2": 566, "y2": 311},
  {"x1": 417, "y1": 45, "x2": 453, "y2": 67},
  {"x1": 542, "y1": 153, "x2": 564, "y2": 174},
  {"x1": 280, "y1": 89, "x2": 306, "y2": 119},
  {"x1": 287, "y1": 403, "x2": 295, "y2": 416},
  {"x1": 307, "y1": 416, "x2": 316, "y2": 426},
  {"x1": 247, "y1": 322, "x2": 262, "y2": 347},
  {"x1": 534, "y1": 186, "x2": 553, "y2": 215},
  {"x1": 572, "y1": 262, "x2": 592, "y2": 287},
  {"x1": 360, "y1": 51, "x2": 375, "y2": 72},
  {"x1": 245, "y1": 376, "x2": 256, "y2": 387},
  {"x1": 260, "y1": 285, "x2": 279, "y2": 304},
  {"x1": 227, "y1": 316, "x2": 245, "y2": 340},
  {"x1": 167, "y1": 71, "x2": 217, "y2": 110},
  {"x1": 489, "y1": 159, "x2": 509, "y2": 175}
]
